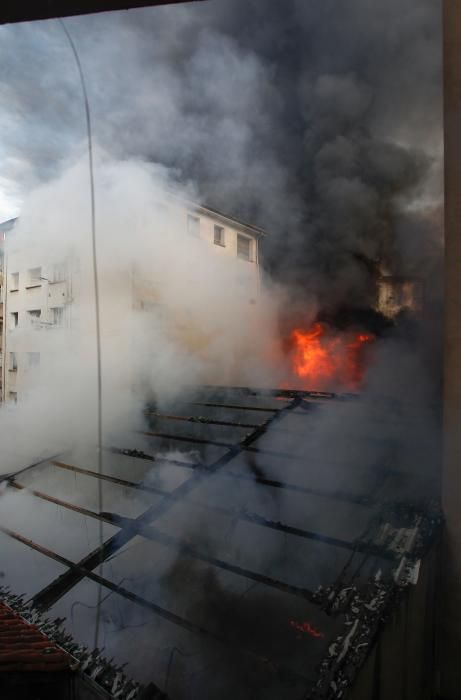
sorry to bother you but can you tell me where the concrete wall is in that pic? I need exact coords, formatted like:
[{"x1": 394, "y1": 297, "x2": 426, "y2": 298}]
[{"x1": 182, "y1": 204, "x2": 262, "y2": 302}]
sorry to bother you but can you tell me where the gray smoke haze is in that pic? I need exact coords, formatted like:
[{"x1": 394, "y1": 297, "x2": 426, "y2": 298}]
[
  {"x1": 0, "y1": 6, "x2": 443, "y2": 696},
  {"x1": 0, "y1": 156, "x2": 288, "y2": 476},
  {"x1": 0, "y1": 0, "x2": 442, "y2": 308}
]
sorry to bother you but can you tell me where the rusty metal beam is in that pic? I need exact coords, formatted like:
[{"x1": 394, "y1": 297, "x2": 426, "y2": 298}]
[
  {"x1": 9, "y1": 481, "x2": 117, "y2": 524},
  {"x1": 141, "y1": 430, "x2": 302, "y2": 460},
  {"x1": 53, "y1": 459, "x2": 167, "y2": 495},
  {"x1": 203, "y1": 502, "x2": 394, "y2": 560},
  {"x1": 141, "y1": 428, "x2": 395, "y2": 462},
  {"x1": 145, "y1": 411, "x2": 262, "y2": 430},
  {"x1": 195, "y1": 385, "x2": 356, "y2": 400},
  {"x1": 7, "y1": 480, "x2": 317, "y2": 603},
  {"x1": 0, "y1": 524, "x2": 309, "y2": 685},
  {"x1": 46, "y1": 461, "x2": 388, "y2": 557},
  {"x1": 110, "y1": 447, "x2": 374, "y2": 505},
  {"x1": 145, "y1": 411, "x2": 314, "y2": 438},
  {"x1": 0, "y1": 453, "x2": 61, "y2": 482},
  {"x1": 33, "y1": 397, "x2": 303, "y2": 609},
  {"x1": 113, "y1": 515, "x2": 318, "y2": 603},
  {"x1": 189, "y1": 401, "x2": 280, "y2": 413}
]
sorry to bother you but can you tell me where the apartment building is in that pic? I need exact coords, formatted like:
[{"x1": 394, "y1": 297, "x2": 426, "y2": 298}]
[
  {"x1": 0, "y1": 201, "x2": 266, "y2": 402},
  {"x1": 0, "y1": 219, "x2": 16, "y2": 401}
]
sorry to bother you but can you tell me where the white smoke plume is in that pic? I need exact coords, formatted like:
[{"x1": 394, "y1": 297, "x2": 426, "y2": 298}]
[{"x1": 0, "y1": 156, "x2": 287, "y2": 476}]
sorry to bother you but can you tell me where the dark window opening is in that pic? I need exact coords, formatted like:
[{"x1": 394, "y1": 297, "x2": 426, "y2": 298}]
[
  {"x1": 214, "y1": 225, "x2": 225, "y2": 247},
  {"x1": 237, "y1": 234, "x2": 252, "y2": 261}
]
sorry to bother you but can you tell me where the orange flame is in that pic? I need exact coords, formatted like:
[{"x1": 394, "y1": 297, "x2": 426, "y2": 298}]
[{"x1": 289, "y1": 322, "x2": 374, "y2": 390}]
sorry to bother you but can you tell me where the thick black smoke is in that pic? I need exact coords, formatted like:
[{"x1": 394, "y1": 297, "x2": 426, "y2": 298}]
[{"x1": 0, "y1": 0, "x2": 442, "y2": 310}]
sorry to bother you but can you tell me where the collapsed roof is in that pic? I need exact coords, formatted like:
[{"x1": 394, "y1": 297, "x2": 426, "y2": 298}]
[{"x1": 0, "y1": 385, "x2": 441, "y2": 699}]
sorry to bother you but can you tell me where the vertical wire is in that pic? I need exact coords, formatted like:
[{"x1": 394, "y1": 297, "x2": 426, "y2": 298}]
[{"x1": 58, "y1": 18, "x2": 104, "y2": 649}]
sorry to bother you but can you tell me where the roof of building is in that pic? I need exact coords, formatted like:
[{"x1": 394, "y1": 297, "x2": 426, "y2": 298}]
[
  {"x1": 195, "y1": 202, "x2": 267, "y2": 237},
  {"x1": 0, "y1": 601, "x2": 72, "y2": 673},
  {"x1": 160, "y1": 191, "x2": 268, "y2": 237},
  {"x1": 0, "y1": 200, "x2": 267, "y2": 240},
  {"x1": 0, "y1": 385, "x2": 441, "y2": 699},
  {"x1": 0, "y1": 587, "x2": 151, "y2": 697}
]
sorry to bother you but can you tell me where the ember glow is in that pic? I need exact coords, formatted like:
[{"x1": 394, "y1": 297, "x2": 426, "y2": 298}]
[
  {"x1": 289, "y1": 322, "x2": 375, "y2": 391},
  {"x1": 289, "y1": 619, "x2": 324, "y2": 639}
]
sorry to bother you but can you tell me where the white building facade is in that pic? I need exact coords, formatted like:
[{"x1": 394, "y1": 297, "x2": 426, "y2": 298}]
[{"x1": 0, "y1": 200, "x2": 266, "y2": 402}]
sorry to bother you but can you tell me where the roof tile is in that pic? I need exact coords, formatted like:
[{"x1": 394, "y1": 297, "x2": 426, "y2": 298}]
[{"x1": 0, "y1": 602, "x2": 72, "y2": 673}]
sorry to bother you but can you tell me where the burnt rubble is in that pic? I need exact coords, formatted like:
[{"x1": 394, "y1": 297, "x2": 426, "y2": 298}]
[{"x1": 311, "y1": 502, "x2": 442, "y2": 699}]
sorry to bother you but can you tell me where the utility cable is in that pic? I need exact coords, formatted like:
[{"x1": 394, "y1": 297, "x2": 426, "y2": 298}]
[{"x1": 58, "y1": 18, "x2": 104, "y2": 650}]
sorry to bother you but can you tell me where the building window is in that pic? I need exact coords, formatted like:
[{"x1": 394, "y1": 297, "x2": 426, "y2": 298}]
[
  {"x1": 8, "y1": 391, "x2": 17, "y2": 403},
  {"x1": 28, "y1": 309, "x2": 41, "y2": 327},
  {"x1": 9, "y1": 352, "x2": 17, "y2": 372},
  {"x1": 187, "y1": 214, "x2": 200, "y2": 237},
  {"x1": 237, "y1": 234, "x2": 252, "y2": 261},
  {"x1": 10, "y1": 272, "x2": 19, "y2": 291},
  {"x1": 28, "y1": 352, "x2": 40, "y2": 367},
  {"x1": 214, "y1": 225, "x2": 225, "y2": 247},
  {"x1": 51, "y1": 307, "x2": 64, "y2": 326},
  {"x1": 27, "y1": 267, "x2": 42, "y2": 287},
  {"x1": 9, "y1": 312, "x2": 18, "y2": 330}
]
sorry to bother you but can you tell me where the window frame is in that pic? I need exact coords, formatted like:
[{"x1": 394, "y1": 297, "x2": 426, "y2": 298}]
[
  {"x1": 237, "y1": 233, "x2": 253, "y2": 262},
  {"x1": 9, "y1": 352, "x2": 17, "y2": 372},
  {"x1": 214, "y1": 224, "x2": 225, "y2": 247},
  {"x1": 51, "y1": 306, "x2": 65, "y2": 327},
  {"x1": 27, "y1": 309, "x2": 42, "y2": 328}
]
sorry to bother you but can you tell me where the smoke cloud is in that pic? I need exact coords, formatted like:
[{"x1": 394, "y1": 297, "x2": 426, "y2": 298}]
[
  {"x1": 0, "y1": 156, "x2": 286, "y2": 475},
  {"x1": 0, "y1": 0, "x2": 442, "y2": 308},
  {"x1": 0, "y1": 3, "x2": 443, "y2": 697}
]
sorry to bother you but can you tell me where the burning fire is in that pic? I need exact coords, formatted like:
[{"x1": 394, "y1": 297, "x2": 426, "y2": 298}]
[
  {"x1": 289, "y1": 619, "x2": 324, "y2": 639},
  {"x1": 289, "y1": 322, "x2": 374, "y2": 391}
]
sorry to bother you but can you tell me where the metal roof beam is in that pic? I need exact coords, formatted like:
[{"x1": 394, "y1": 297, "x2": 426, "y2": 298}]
[
  {"x1": 0, "y1": 524, "x2": 309, "y2": 686},
  {"x1": 8, "y1": 481, "x2": 317, "y2": 603},
  {"x1": 32, "y1": 397, "x2": 303, "y2": 609},
  {"x1": 108, "y1": 448, "x2": 375, "y2": 505},
  {"x1": 141, "y1": 430, "x2": 301, "y2": 460}
]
